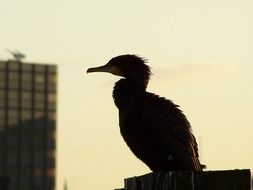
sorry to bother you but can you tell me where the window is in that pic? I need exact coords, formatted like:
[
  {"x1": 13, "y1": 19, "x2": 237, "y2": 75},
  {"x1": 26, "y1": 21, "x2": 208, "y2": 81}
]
[
  {"x1": 8, "y1": 110, "x2": 18, "y2": 118},
  {"x1": 0, "y1": 91, "x2": 5, "y2": 107},
  {"x1": 8, "y1": 72, "x2": 19, "y2": 89},
  {"x1": 46, "y1": 158, "x2": 55, "y2": 168},
  {"x1": 22, "y1": 72, "x2": 32, "y2": 81},
  {"x1": 48, "y1": 65, "x2": 56, "y2": 74},
  {"x1": 8, "y1": 90, "x2": 18, "y2": 108},
  {"x1": 48, "y1": 74, "x2": 56, "y2": 92},
  {"x1": 9, "y1": 72, "x2": 19, "y2": 80},
  {"x1": 9, "y1": 90, "x2": 18, "y2": 99},
  {"x1": 0, "y1": 80, "x2": 4, "y2": 89},
  {"x1": 22, "y1": 63, "x2": 32, "y2": 72},
  {"x1": 35, "y1": 92, "x2": 44, "y2": 101},
  {"x1": 35, "y1": 73, "x2": 45, "y2": 91},
  {"x1": 21, "y1": 102, "x2": 31, "y2": 110},
  {"x1": 0, "y1": 108, "x2": 5, "y2": 121},
  {"x1": 47, "y1": 168, "x2": 55, "y2": 177},
  {"x1": 48, "y1": 112, "x2": 56, "y2": 120},
  {"x1": 8, "y1": 110, "x2": 18, "y2": 125},
  {"x1": 22, "y1": 72, "x2": 32, "y2": 90},
  {"x1": 47, "y1": 150, "x2": 55, "y2": 159},
  {"x1": 35, "y1": 101, "x2": 45, "y2": 110},
  {"x1": 35, "y1": 111, "x2": 45, "y2": 119},
  {"x1": 35, "y1": 65, "x2": 45, "y2": 73},
  {"x1": 8, "y1": 97, "x2": 18, "y2": 108},
  {"x1": 21, "y1": 110, "x2": 32, "y2": 122},
  {"x1": 48, "y1": 93, "x2": 56, "y2": 102},
  {"x1": 0, "y1": 71, "x2": 5, "y2": 88},
  {"x1": 48, "y1": 93, "x2": 56, "y2": 110},
  {"x1": 0, "y1": 91, "x2": 5, "y2": 99},
  {"x1": 0, "y1": 62, "x2": 6, "y2": 70},
  {"x1": 8, "y1": 61, "x2": 19, "y2": 71},
  {"x1": 35, "y1": 74, "x2": 44, "y2": 83},
  {"x1": 48, "y1": 75, "x2": 56, "y2": 83},
  {"x1": 0, "y1": 100, "x2": 4, "y2": 107},
  {"x1": 47, "y1": 130, "x2": 55, "y2": 140},
  {"x1": 35, "y1": 92, "x2": 45, "y2": 110},
  {"x1": 21, "y1": 91, "x2": 32, "y2": 109},
  {"x1": 34, "y1": 168, "x2": 43, "y2": 177},
  {"x1": 9, "y1": 81, "x2": 19, "y2": 89},
  {"x1": 0, "y1": 71, "x2": 4, "y2": 79}
]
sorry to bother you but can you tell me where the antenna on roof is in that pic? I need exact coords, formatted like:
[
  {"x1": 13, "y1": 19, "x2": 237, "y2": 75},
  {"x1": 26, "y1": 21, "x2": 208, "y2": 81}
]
[{"x1": 6, "y1": 49, "x2": 26, "y2": 62}]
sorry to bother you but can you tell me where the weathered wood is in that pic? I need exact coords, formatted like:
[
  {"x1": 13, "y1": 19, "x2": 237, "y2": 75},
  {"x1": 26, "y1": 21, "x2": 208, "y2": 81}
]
[
  {"x1": 195, "y1": 170, "x2": 251, "y2": 190},
  {"x1": 116, "y1": 169, "x2": 251, "y2": 190}
]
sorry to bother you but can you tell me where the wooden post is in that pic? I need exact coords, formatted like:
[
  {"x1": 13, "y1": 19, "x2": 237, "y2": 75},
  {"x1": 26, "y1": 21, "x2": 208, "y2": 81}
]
[
  {"x1": 0, "y1": 177, "x2": 9, "y2": 190},
  {"x1": 115, "y1": 169, "x2": 251, "y2": 190}
]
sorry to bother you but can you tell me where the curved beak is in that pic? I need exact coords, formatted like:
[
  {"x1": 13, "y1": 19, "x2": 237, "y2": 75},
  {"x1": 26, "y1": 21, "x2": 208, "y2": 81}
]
[{"x1": 87, "y1": 64, "x2": 122, "y2": 76}]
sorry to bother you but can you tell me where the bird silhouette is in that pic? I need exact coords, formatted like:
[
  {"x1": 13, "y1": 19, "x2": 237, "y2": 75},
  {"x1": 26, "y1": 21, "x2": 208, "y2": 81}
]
[{"x1": 87, "y1": 54, "x2": 204, "y2": 171}]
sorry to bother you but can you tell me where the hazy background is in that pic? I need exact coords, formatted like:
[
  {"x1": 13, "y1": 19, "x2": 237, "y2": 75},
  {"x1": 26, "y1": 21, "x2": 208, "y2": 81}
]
[{"x1": 1, "y1": 0, "x2": 253, "y2": 189}]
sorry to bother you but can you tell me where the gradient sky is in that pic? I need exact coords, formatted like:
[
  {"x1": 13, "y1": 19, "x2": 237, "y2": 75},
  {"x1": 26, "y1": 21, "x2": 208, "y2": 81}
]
[{"x1": 1, "y1": 0, "x2": 253, "y2": 189}]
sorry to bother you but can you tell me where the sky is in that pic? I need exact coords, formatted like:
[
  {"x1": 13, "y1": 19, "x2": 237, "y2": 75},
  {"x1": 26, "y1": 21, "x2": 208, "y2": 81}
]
[{"x1": 1, "y1": 0, "x2": 253, "y2": 189}]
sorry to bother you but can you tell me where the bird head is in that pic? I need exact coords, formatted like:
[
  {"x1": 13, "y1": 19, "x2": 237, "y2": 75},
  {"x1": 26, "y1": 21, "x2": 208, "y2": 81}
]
[{"x1": 87, "y1": 54, "x2": 151, "y2": 87}]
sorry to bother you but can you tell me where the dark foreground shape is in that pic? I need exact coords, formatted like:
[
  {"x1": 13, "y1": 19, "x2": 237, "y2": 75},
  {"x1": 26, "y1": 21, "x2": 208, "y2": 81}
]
[
  {"x1": 0, "y1": 177, "x2": 8, "y2": 190},
  {"x1": 115, "y1": 169, "x2": 251, "y2": 190},
  {"x1": 87, "y1": 55, "x2": 203, "y2": 171}
]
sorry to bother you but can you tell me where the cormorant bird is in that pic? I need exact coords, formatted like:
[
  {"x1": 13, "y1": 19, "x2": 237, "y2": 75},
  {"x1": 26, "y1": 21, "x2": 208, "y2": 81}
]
[{"x1": 87, "y1": 55, "x2": 203, "y2": 171}]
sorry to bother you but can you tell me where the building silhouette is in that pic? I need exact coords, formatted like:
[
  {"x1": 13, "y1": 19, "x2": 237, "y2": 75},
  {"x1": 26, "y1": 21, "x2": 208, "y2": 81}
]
[{"x1": 0, "y1": 60, "x2": 57, "y2": 190}]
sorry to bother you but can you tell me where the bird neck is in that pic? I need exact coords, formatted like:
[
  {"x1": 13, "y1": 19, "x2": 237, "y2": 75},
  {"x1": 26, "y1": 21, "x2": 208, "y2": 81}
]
[{"x1": 113, "y1": 79, "x2": 146, "y2": 109}]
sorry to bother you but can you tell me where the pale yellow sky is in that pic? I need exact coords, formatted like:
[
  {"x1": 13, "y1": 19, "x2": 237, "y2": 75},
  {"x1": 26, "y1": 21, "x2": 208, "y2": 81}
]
[{"x1": 1, "y1": 0, "x2": 253, "y2": 189}]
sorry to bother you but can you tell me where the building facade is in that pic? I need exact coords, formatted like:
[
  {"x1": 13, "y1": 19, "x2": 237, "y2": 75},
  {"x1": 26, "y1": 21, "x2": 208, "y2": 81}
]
[{"x1": 0, "y1": 60, "x2": 57, "y2": 190}]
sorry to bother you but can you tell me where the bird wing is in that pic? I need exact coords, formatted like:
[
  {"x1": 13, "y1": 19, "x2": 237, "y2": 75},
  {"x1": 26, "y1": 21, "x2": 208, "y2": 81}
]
[{"x1": 141, "y1": 92, "x2": 202, "y2": 171}]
